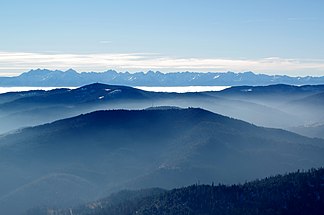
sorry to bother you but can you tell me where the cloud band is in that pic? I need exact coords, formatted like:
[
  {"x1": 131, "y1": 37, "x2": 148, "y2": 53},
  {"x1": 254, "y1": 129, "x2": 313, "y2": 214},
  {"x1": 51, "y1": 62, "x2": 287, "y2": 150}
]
[{"x1": 0, "y1": 51, "x2": 323, "y2": 76}]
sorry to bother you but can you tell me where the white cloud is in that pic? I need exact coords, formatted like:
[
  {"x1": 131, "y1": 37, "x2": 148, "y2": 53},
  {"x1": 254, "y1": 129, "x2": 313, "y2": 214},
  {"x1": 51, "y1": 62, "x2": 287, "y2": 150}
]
[{"x1": 0, "y1": 51, "x2": 323, "y2": 77}]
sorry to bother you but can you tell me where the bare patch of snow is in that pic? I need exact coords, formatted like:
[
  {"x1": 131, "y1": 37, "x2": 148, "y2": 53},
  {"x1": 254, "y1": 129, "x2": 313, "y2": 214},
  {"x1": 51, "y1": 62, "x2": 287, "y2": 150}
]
[
  {"x1": 108, "y1": 89, "x2": 122, "y2": 94},
  {"x1": 242, "y1": 89, "x2": 253, "y2": 92}
]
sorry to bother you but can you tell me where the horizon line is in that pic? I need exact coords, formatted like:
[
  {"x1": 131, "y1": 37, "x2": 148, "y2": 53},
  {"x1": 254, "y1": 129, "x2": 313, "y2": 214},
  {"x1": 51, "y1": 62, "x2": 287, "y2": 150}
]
[
  {"x1": 0, "y1": 51, "x2": 324, "y2": 77},
  {"x1": 1, "y1": 68, "x2": 323, "y2": 78}
]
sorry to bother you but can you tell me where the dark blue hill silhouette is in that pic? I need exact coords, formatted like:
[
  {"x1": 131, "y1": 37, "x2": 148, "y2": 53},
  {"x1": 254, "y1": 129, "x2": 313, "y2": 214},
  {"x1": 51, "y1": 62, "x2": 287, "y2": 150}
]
[
  {"x1": 0, "y1": 83, "x2": 158, "y2": 133},
  {"x1": 216, "y1": 84, "x2": 324, "y2": 101},
  {"x1": 0, "y1": 108, "x2": 323, "y2": 214},
  {"x1": 1, "y1": 83, "x2": 324, "y2": 137},
  {"x1": 0, "y1": 83, "x2": 151, "y2": 107},
  {"x1": 221, "y1": 84, "x2": 324, "y2": 94}
]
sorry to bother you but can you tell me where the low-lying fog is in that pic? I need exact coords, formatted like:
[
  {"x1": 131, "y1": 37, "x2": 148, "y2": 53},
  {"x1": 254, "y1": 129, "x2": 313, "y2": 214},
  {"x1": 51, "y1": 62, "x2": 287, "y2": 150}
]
[{"x1": 0, "y1": 86, "x2": 230, "y2": 94}]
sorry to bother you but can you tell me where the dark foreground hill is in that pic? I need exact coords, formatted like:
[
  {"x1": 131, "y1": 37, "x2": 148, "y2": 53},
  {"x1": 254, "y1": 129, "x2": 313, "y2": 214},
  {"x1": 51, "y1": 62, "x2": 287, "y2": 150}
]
[
  {"x1": 0, "y1": 108, "x2": 324, "y2": 214},
  {"x1": 29, "y1": 168, "x2": 324, "y2": 215}
]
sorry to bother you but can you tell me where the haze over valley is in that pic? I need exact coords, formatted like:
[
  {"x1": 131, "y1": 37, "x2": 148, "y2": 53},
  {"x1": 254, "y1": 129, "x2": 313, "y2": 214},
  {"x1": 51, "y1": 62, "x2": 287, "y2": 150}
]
[
  {"x1": 0, "y1": 79, "x2": 323, "y2": 213},
  {"x1": 1, "y1": 0, "x2": 324, "y2": 214},
  {"x1": 1, "y1": 82, "x2": 324, "y2": 138}
]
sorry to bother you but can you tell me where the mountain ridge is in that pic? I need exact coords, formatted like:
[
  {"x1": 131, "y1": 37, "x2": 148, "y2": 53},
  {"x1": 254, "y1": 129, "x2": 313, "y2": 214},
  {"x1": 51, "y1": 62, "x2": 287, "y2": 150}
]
[
  {"x1": 1, "y1": 82, "x2": 324, "y2": 136},
  {"x1": 1, "y1": 108, "x2": 324, "y2": 214},
  {"x1": 1, "y1": 69, "x2": 324, "y2": 86}
]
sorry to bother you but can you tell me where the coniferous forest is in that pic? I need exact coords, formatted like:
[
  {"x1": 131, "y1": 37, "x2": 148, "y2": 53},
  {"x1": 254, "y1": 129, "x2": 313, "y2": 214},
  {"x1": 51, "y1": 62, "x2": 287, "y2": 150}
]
[{"x1": 28, "y1": 168, "x2": 324, "y2": 215}]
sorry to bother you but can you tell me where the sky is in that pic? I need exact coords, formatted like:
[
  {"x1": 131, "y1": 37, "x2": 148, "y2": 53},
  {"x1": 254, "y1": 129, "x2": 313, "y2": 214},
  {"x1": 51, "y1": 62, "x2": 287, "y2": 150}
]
[{"x1": 0, "y1": 0, "x2": 324, "y2": 76}]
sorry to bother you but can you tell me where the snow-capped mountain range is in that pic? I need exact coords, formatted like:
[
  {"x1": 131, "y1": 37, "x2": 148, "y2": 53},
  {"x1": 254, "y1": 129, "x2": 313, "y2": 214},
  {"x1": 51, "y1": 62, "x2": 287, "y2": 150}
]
[{"x1": 0, "y1": 69, "x2": 324, "y2": 87}]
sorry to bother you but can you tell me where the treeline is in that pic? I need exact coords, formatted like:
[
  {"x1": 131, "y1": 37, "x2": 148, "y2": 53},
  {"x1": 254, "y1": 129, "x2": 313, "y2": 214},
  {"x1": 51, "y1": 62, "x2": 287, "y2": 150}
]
[{"x1": 27, "y1": 168, "x2": 324, "y2": 215}]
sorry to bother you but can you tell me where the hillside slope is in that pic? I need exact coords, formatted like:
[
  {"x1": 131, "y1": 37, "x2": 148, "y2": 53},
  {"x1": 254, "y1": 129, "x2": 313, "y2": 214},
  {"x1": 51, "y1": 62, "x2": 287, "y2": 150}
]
[
  {"x1": 30, "y1": 168, "x2": 324, "y2": 215},
  {"x1": 0, "y1": 108, "x2": 324, "y2": 214}
]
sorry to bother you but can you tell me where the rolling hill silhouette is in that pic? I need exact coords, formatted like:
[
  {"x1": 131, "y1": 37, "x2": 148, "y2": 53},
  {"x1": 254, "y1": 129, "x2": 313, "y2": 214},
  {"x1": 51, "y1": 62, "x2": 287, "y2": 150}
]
[{"x1": 0, "y1": 108, "x2": 323, "y2": 213}]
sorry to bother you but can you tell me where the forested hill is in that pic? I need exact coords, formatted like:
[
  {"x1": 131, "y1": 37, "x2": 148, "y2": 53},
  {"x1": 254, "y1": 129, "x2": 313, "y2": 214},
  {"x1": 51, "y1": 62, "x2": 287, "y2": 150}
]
[{"x1": 30, "y1": 168, "x2": 324, "y2": 215}]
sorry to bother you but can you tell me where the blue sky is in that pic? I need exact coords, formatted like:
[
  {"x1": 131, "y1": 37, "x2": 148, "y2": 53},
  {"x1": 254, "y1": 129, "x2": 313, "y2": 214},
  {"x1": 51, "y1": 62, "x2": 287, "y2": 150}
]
[{"x1": 1, "y1": 0, "x2": 324, "y2": 76}]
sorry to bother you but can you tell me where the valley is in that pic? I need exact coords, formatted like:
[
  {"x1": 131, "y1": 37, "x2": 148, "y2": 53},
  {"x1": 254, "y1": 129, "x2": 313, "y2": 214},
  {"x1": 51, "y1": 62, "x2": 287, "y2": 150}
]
[{"x1": 0, "y1": 82, "x2": 323, "y2": 214}]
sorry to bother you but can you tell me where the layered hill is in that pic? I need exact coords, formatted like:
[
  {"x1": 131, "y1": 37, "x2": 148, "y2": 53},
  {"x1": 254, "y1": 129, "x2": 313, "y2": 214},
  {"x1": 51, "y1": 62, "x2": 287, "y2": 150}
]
[
  {"x1": 0, "y1": 83, "x2": 160, "y2": 133},
  {"x1": 1, "y1": 83, "x2": 324, "y2": 136},
  {"x1": 0, "y1": 108, "x2": 323, "y2": 214}
]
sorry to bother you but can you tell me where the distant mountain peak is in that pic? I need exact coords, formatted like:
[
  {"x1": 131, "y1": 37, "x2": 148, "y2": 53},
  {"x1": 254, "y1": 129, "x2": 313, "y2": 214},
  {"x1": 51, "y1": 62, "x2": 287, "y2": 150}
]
[
  {"x1": 65, "y1": 68, "x2": 78, "y2": 73},
  {"x1": 3, "y1": 69, "x2": 324, "y2": 87}
]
